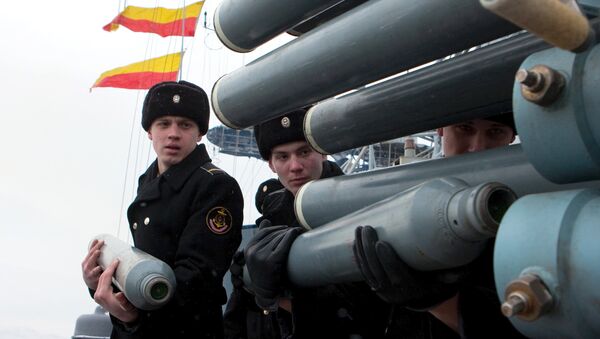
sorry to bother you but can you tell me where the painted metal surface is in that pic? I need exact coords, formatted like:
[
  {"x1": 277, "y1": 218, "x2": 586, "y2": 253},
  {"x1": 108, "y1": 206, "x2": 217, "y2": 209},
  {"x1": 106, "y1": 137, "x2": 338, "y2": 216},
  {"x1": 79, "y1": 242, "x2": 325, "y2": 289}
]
[
  {"x1": 304, "y1": 31, "x2": 550, "y2": 154},
  {"x1": 214, "y1": 0, "x2": 342, "y2": 52},
  {"x1": 287, "y1": 178, "x2": 515, "y2": 286},
  {"x1": 494, "y1": 189, "x2": 600, "y2": 338},
  {"x1": 294, "y1": 144, "x2": 600, "y2": 229},
  {"x1": 92, "y1": 234, "x2": 176, "y2": 311},
  {"x1": 286, "y1": 0, "x2": 368, "y2": 36},
  {"x1": 514, "y1": 43, "x2": 600, "y2": 184},
  {"x1": 211, "y1": 0, "x2": 519, "y2": 129},
  {"x1": 579, "y1": 0, "x2": 600, "y2": 15},
  {"x1": 72, "y1": 307, "x2": 111, "y2": 339}
]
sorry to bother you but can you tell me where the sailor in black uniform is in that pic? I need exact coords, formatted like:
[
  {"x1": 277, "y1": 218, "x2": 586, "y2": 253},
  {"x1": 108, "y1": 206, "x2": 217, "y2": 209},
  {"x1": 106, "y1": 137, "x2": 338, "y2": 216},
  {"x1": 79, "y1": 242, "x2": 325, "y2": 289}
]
[
  {"x1": 83, "y1": 80, "x2": 243, "y2": 339},
  {"x1": 224, "y1": 109, "x2": 389, "y2": 339}
]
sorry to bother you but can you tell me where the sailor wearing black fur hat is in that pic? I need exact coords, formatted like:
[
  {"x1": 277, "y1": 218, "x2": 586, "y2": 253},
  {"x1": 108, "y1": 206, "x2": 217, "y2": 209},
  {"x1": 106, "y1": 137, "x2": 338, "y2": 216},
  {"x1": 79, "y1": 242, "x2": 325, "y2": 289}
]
[
  {"x1": 83, "y1": 80, "x2": 244, "y2": 339},
  {"x1": 141, "y1": 80, "x2": 210, "y2": 134},
  {"x1": 253, "y1": 109, "x2": 334, "y2": 195},
  {"x1": 437, "y1": 112, "x2": 516, "y2": 157},
  {"x1": 253, "y1": 109, "x2": 307, "y2": 161},
  {"x1": 224, "y1": 109, "x2": 390, "y2": 339}
]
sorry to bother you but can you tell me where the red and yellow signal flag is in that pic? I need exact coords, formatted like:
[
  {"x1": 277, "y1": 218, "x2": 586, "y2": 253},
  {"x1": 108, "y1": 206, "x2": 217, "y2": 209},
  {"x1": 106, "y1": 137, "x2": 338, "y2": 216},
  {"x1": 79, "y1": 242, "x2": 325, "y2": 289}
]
[
  {"x1": 91, "y1": 52, "x2": 182, "y2": 90},
  {"x1": 103, "y1": 1, "x2": 204, "y2": 37}
]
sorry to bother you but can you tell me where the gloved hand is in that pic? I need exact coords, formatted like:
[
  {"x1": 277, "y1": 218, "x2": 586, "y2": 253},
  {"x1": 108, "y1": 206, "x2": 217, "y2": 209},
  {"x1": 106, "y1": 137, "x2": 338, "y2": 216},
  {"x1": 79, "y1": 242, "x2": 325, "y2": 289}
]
[
  {"x1": 244, "y1": 219, "x2": 303, "y2": 312},
  {"x1": 353, "y1": 225, "x2": 460, "y2": 310}
]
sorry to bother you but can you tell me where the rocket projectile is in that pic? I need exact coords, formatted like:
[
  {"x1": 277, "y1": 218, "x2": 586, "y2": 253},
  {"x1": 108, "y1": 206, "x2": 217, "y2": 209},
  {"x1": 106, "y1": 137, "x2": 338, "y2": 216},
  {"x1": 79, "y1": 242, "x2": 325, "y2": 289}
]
[
  {"x1": 91, "y1": 234, "x2": 176, "y2": 310},
  {"x1": 287, "y1": 178, "x2": 516, "y2": 286}
]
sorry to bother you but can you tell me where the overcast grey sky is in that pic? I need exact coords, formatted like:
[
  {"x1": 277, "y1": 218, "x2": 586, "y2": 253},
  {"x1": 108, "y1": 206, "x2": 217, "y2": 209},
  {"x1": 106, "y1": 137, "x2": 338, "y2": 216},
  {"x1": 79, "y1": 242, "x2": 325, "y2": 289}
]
[{"x1": 0, "y1": 0, "x2": 286, "y2": 337}]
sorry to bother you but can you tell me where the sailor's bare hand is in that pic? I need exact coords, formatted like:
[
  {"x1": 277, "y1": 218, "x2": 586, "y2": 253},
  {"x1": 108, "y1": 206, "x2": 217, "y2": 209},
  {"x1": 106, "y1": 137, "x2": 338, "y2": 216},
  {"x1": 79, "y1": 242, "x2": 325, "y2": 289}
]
[
  {"x1": 94, "y1": 259, "x2": 139, "y2": 323},
  {"x1": 82, "y1": 239, "x2": 104, "y2": 290}
]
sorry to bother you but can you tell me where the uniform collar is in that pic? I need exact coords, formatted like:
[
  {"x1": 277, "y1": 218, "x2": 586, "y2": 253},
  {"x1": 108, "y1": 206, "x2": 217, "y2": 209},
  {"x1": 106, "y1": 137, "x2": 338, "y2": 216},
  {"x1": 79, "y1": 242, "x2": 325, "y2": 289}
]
[
  {"x1": 160, "y1": 144, "x2": 211, "y2": 192},
  {"x1": 261, "y1": 161, "x2": 343, "y2": 218},
  {"x1": 320, "y1": 160, "x2": 344, "y2": 179}
]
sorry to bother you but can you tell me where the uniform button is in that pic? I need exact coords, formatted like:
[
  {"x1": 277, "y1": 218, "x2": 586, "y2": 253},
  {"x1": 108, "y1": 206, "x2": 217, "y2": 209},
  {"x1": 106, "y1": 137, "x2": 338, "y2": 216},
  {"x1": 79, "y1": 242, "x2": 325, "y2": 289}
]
[
  {"x1": 144, "y1": 217, "x2": 150, "y2": 225},
  {"x1": 132, "y1": 222, "x2": 138, "y2": 230},
  {"x1": 140, "y1": 202, "x2": 147, "y2": 207}
]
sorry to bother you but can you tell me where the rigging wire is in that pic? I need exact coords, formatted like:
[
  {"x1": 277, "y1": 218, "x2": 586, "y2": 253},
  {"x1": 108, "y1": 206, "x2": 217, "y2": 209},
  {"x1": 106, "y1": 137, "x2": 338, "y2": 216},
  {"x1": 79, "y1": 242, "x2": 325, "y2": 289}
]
[
  {"x1": 203, "y1": 12, "x2": 212, "y2": 31},
  {"x1": 114, "y1": 0, "x2": 162, "y2": 240},
  {"x1": 115, "y1": 0, "x2": 160, "y2": 240},
  {"x1": 237, "y1": 151, "x2": 253, "y2": 188},
  {"x1": 115, "y1": 0, "x2": 222, "y2": 239},
  {"x1": 116, "y1": 90, "x2": 144, "y2": 240},
  {"x1": 184, "y1": 31, "x2": 197, "y2": 80},
  {"x1": 202, "y1": 11, "x2": 222, "y2": 51}
]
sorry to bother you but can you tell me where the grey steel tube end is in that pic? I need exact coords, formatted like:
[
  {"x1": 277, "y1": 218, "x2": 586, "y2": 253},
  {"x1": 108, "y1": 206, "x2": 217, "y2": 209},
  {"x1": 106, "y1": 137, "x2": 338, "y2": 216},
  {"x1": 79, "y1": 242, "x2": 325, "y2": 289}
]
[
  {"x1": 140, "y1": 273, "x2": 175, "y2": 309},
  {"x1": 479, "y1": 0, "x2": 501, "y2": 10},
  {"x1": 211, "y1": 75, "x2": 242, "y2": 129},
  {"x1": 304, "y1": 106, "x2": 331, "y2": 155},
  {"x1": 294, "y1": 181, "x2": 315, "y2": 230},
  {"x1": 473, "y1": 182, "x2": 517, "y2": 236},
  {"x1": 213, "y1": 3, "x2": 253, "y2": 53},
  {"x1": 448, "y1": 181, "x2": 517, "y2": 241}
]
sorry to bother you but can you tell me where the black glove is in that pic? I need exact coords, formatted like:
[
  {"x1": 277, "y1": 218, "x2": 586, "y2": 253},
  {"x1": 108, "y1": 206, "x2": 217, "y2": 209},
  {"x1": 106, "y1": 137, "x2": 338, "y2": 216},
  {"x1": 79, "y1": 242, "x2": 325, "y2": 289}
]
[
  {"x1": 244, "y1": 219, "x2": 303, "y2": 311},
  {"x1": 353, "y1": 225, "x2": 460, "y2": 310}
]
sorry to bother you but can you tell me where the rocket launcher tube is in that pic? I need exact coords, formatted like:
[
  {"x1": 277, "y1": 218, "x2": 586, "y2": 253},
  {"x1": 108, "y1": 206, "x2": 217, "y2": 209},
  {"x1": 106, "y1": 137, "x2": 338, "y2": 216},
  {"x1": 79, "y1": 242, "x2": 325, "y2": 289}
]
[
  {"x1": 90, "y1": 234, "x2": 176, "y2": 310},
  {"x1": 294, "y1": 145, "x2": 600, "y2": 230},
  {"x1": 214, "y1": 0, "x2": 342, "y2": 52},
  {"x1": 303, "y1": 31, "x2": 550, "y2": 155},
  {"x1": 211, "y1": 0, "x2": 519, "y2": 129},
  {"x1": 286, "y1": 178, "x2": 516, "y2": 287}
]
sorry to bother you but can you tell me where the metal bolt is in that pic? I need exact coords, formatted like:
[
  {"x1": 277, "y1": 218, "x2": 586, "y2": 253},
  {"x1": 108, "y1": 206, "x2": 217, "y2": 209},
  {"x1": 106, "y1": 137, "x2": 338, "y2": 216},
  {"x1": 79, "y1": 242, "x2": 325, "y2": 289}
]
[
  {"x1": 516, "y1": 69, "x2": 545, "y2": 92},
  {"x1": 502, "y1": 273, "x2": 553, "y2": 321},
  {"x1": 518, "y1": 65, "x2": 565, "y2": 106},
  {"x1": 501, "y1": 293, "x2": 528, "y2": 317}
]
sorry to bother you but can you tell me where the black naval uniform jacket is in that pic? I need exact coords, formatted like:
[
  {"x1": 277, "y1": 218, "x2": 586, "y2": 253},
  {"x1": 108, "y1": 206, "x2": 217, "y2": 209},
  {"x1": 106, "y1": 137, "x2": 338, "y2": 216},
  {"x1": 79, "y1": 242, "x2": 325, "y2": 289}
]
[
  {"x1": 454, "y1": 241, "x2": 527, "y2": 338},
  {"x1": 384, "y1": 242, "x2": 527, "y2": 339},
  {"x1": 264, "y1": 161, "x2": 390, "y2": 339},
  {"x1": 112, "y1": 144, "x2": 243, "y2": 339}
]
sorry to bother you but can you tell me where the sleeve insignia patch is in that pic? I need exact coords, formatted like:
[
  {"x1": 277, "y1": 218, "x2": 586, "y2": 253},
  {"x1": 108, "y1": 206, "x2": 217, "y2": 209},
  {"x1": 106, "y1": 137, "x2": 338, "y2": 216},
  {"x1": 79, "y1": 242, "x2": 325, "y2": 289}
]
[{"x1": 206, "y1": 207, "x2": 233, "y2": 234}]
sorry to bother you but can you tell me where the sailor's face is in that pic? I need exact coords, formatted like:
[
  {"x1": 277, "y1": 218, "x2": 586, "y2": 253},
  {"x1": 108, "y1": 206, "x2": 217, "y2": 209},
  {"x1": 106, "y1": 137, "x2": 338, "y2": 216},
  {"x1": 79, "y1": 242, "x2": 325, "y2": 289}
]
[
  {"x1": 438, "y1": 119, "x2": 515, "y2": 157},
  {"x1": 148, "y1": 116, "x2": 201, "y2": 173},
  {"x1": 268, "y1": 141, "x2": 326, "y2": 196}
]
